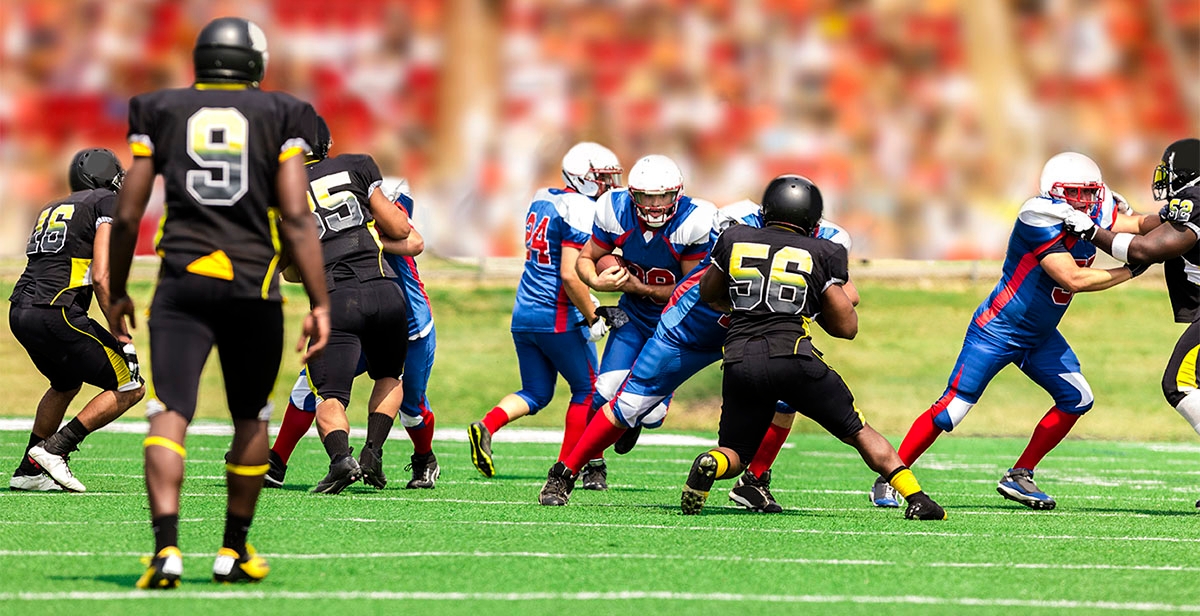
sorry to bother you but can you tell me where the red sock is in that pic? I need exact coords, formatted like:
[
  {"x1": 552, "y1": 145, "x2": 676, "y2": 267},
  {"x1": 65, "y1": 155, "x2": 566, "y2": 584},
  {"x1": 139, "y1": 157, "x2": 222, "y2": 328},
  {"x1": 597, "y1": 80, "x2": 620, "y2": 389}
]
[
  {"x1": 405, "y1": 410, "x2": 435, "y2": 455},
  {"x1": 562, "y1": 414, "x2": 625, "y2": 473},
  {"x1": 558, "y1": 402, "x2": 591, "y2": 461},
  {"x1": 746, "y1": 422, "x2": 791, "y2": 478},
  {"x1": 897, "y1": 409, "x2": 943, "y2": 467},
  {"x1": 272, "y1": 401, "x2": 315, "y2": 465},
  {"x1": 1014, "y1": 407, "x2": 1080, "y2": 470},
  {"x1": 481, "y1": 407, "x2": 510, "y2": 435}
]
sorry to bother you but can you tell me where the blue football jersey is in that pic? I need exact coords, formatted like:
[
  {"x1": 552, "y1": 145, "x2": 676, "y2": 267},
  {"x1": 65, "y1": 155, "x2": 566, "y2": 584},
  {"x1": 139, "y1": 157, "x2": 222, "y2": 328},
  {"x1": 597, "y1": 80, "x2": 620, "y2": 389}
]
[
  {"x1": 511, "y1": 188, "x2": 597, "y2": 333},
  {"x1": 591, "y1": 188, "x2": 715, "y2": 330},
  {"x1": 970, "y1": 194, "x2": 1117, "y2": 346},
  {"x1": 382, "y1": 189, "x2": 433, "y2": 340}
]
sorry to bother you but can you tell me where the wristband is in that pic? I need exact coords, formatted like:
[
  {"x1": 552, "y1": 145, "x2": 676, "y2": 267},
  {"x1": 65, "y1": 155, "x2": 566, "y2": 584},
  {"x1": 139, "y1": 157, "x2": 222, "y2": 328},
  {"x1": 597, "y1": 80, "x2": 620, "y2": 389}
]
[{"x1": 1111, "y1": 233, "x2": 1135, "y2": 263}]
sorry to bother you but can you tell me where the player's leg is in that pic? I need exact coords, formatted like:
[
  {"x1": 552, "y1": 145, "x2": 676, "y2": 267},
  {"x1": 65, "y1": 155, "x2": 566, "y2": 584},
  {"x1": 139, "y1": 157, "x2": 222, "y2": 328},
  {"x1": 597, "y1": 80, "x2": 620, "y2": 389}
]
[
  {"x1": 308, "y1": 327, "x2": 365, "y2": 495},
  {"x1": 470, "y1": 331, "x2": 554, "y2": 477},
  {"x1": 730, "y1": 404, "x2": 794, "y2": 513},
  {"x1": 212, "y1": 298, "x2": 282, "y2": 583},
  {"x1": 578, "y1": 321, "x2": 652, "y2": 488},
  {"x1": 355, "y1": 280, "x2": 410, "y2": 490},
  {"x1": 1004, "y1": 333, "x2": 1094, "y2": 510},
  {"x1": 1161, "y1": 321, "x2": 1200, "y2": 506},
  {"x1": 265, "y1": 369, "x2": 319, "y2": 487},
  {"x1": 10, "y1": 387, "x2": 75, "y2": 491},
  {"x1": 399, "y1": 328, "x2": 438, "y2": 488}
]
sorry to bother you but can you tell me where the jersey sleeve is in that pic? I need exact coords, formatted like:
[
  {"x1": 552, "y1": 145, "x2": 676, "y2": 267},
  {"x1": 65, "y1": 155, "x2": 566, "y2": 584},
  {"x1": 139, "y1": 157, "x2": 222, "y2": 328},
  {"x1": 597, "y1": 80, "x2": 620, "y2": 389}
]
[
  {"x1": 709, "y1": 225, "x2": 738, "y2": 274},
  {"x1": 591, "y1": 190, "x2": 622, "y2": 250},
  {"x1": 675, "y1": 198, "x2": 716, "y2": 260},
  {"x1": 354, "y1": 155, "x2": 384, "y2": 196},
  {"x1": 559, "y1": 193, "x2": 595, "y2": 249},
  {"x1": 278, "y1": 96, "x2": 316, "y2": 163},
  {"x1": 1016, "y1": 197, "x2": 1071, "y2": 259},
  {"x1": 821, "y1": 244, "x2": 850, "y2": 292},
  {"x1": 127, "y1": 94, "x2": 156, "y2": 158},
  {"x1": 94, "y1": 192, "x2": 117, "y2": 228}
]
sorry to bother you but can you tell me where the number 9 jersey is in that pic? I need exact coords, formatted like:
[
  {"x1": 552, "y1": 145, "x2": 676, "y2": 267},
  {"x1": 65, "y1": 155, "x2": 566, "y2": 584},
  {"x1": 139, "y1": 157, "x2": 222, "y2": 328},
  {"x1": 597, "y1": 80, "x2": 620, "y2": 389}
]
[
  {"x1": 709, "y1": 224, "x2": 849, "y2": 361},
  {"x1": 127, "y1": 85, "x2": 316, "y2": 300}
]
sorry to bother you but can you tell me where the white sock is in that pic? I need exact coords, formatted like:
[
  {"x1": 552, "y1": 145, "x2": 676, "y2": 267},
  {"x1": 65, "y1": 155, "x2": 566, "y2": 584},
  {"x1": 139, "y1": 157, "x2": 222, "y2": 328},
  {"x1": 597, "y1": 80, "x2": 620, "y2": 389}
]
[{"x1": 1174, "y1": 391, "x2": 1200, "y2": 437}]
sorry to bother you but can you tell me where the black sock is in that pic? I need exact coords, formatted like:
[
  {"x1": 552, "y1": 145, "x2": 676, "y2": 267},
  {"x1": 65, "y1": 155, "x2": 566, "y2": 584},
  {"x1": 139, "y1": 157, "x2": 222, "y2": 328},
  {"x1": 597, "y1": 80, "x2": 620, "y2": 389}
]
[
  {"x1": 366, "y1": 413, "x2": 395, "y2": 451},
  {"x1": 323, "y1": 430, "x2": 351, "y2": 462},
  {"x1": 152, "y1": 514, "x2": 179, "y2": 553},
  {"x1": 16, "y1": 433, "x2": 44, "y2": 475},
  {"x1": 43, "y1": 418, "x2": 90, "y2": 456},
  {"x1": 222, "y1": 512, "x2": 252, "y2": 555}
]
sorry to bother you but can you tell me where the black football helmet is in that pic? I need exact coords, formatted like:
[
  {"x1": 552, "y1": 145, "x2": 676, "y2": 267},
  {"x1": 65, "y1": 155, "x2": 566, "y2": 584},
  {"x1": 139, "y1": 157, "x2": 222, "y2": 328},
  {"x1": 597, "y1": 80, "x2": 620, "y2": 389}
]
[
  {"x1": 761, "y1": 174, "x2": 823, "y2": 235},
  {"x1": 1154, "y1": 138, "x2": 1200, "y2": 200},
  {"x1": 312, "y1": 115, "x2": 332, "y2": 160},
  {"x1": 68, "y1": 148, "x2": 124, "y2": 192},
  {"x1": 193, "y1": 17, "x2": 269, "y2": 84}
]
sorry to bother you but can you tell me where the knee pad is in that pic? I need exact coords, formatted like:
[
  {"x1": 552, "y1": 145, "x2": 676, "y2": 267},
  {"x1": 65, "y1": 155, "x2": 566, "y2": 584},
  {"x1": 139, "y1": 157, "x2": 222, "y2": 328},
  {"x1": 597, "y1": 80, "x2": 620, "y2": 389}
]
[
  {"x1": 931, "y1": 396, "x2": 975, "y2": 432},
  {"x1": 594, "y1": 369, "x2": 630, "y2": 404},
  {"x1": 1054, "y1": 372, "x2": 1094, "y2": 414},
  {"x1": 398, "y1": 410, "x2": 426, "y2": 428},
  {"x1": 515, "y1": 391, "x2": 549, "y2": 416}
]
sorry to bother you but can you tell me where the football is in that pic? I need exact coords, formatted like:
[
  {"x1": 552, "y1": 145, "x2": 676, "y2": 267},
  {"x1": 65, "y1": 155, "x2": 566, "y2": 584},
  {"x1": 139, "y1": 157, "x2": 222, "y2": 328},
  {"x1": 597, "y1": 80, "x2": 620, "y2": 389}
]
[{"x1": 596, "y1": 253, "x2": 626, "y2": 272}]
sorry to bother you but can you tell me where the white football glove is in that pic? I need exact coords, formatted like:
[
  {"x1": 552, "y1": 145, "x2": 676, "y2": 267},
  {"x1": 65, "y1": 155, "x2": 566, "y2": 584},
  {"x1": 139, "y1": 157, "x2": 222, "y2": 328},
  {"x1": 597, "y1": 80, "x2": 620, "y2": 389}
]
[
  {"x1": 1112, "y1": 190, "x2": 1133, "y2": 216},
  {"x1": 585, "y1": 294, "x2": 608, "y2": 341},
  {"x1": 1062, "y1": 209, "x2": 1098, "y2": 241}
]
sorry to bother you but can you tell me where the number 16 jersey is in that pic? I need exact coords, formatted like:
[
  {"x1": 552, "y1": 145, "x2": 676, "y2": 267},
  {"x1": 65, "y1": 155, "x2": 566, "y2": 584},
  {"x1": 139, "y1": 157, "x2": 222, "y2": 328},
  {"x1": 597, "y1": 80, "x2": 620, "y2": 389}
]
[{"x1": 127, "y1": 84, "x2": 316, "y2": 300}]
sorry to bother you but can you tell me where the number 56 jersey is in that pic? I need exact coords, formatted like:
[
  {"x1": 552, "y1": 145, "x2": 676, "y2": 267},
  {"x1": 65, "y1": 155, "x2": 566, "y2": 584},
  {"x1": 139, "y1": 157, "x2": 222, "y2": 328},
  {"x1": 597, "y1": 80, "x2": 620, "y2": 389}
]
[
  {"x1": 127, "y1": 85, "x2": 316, "y2": 300},
  {"x1": 709, "y1": 223, "x2": 849, "y2": 361}
]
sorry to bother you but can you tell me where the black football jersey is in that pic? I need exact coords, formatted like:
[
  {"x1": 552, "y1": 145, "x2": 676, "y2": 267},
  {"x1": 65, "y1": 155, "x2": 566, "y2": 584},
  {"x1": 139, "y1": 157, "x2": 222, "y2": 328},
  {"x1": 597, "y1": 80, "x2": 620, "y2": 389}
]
[
  {"x1": 710, "y1": 223, "x2": 850, "y2": 360},
  {"x1": 305, "y1": 154, "x2": 396, "y2": 287},
  {"x1": 10, "y1": 188, "x2": 116, "y2": 309},
  {"x1": 127, "y1": 84, "x2": 316, "y2": 300},
  {"x1": 1162, "y1": 185, "x2": 1200, "y2": 323}
]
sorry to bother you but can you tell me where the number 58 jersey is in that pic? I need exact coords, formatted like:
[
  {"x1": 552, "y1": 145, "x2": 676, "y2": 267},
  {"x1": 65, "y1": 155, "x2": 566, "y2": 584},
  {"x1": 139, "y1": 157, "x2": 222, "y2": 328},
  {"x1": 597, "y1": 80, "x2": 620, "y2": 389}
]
[
  {"x1": 709, "y1": 223, "x2": 849, "y2": 361},
  {"x1": 127, "y1": 85, "x2": 316, "y2": 300}
]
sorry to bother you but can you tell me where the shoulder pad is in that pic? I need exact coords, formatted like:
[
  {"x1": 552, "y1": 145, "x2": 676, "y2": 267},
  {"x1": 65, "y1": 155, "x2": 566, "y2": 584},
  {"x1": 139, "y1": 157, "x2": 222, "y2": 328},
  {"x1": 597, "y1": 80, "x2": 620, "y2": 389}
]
[{"x1": 1017, "y1": 197, "x2": 1072, "y2": 228}]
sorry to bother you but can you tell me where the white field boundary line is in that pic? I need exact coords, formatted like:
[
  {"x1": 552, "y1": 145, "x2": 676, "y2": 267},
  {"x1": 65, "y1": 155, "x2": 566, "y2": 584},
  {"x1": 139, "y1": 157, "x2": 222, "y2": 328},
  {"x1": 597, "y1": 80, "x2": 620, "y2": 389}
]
[
  {"x1": 0, "y1": 549, "x2": 1198, "y2": 574},
  {"x1": 1, "y1": 590, "x2": 1198, "y2": 611}
]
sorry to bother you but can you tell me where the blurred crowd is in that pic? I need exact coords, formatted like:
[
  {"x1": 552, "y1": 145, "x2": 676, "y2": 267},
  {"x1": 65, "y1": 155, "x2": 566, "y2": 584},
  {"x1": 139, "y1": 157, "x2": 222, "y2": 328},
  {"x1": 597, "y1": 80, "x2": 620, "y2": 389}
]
[{"x1": 1, "y1": 0, "x2": 1196, "y2": 259}]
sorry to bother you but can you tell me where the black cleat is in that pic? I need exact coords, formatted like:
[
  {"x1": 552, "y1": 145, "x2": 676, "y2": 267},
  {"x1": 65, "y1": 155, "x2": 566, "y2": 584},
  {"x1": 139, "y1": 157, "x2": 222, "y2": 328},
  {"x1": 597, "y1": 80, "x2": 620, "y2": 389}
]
[
  {"x1": 904, "y1": 491, "x2": 947, "y2": 520},
  {"x1": 359, "y1": 446, "x2": 387, "y2": 489},
  {"x1": 263, "y1": 450, "x2": 286, "y2": 488},
  {"x1": 613, "y1": 425, "x2": 642, "y2": 455},
  {"x1": 405, "y1": 452, "x2": 439, "y2": 489},
  {"x1": 580, "y1": 459, "x2": 608, "y2": 491},
  {"x1": 468, "y1": 421, "x2": 495, "y2": 478},
  {"x1": 728, "y1": 469, "x2": 783, "y2": 513},
  {"x1": 312, "y1": 453, "x2": 362, "y2": 494},
  {"x1": 538, "y1": 462, "x2": 576, "y2": 506},
  {"x1": 681, "y1": 453, "x2": 719, "y2": 515}
]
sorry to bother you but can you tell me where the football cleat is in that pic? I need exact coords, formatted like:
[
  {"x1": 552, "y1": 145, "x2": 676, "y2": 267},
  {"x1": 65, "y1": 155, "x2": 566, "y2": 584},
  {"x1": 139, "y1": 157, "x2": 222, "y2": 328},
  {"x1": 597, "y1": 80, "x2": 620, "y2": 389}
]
[
  {"x1": 263, "y1": 450, "x2": 286, "y2": 488},
  {"x1": 681, "y1": 452, "x2": 719, "y2": 515},
  {"x1": 312, "y1": 454, "x2": 362, "y2": 494},
  {"x1": 580, "y1": 459, "x2": 608, "y2": 491},
  {"x1": 212, "y1": 543, "x2": 269, "y2": 583},
  {"x1": 405, "y1": 452, "x2": 439, "y2": 489},
  {"x1": 9, "y1": 471, "x2": 63, "y2": 492},
  {"x1": 359, "y1": 446, "x2": 387, "y2": 489},
  {"x1": 136, "y1": 546, "x2": 183, "y2": 589},
  {"x1": 870, "y1": 475, "x2": 902, "y2": 508},
  {"x1": 467, "y1": 421, "x2": 495, "y2": 478},
  {"x1": 997, "y1": 467, "x2": 1056, "y2": 510},
  {"x1": 613, "y1": 425, "x2": 642, "y2": 455},
  {"x1": 538, "y1": 462, "x2": 576, "y2": 506},
  {"x1": 27, "y1": 445, "x2": 85, "y2": 492},
  {"x1": 728, "y1": 469, "x2": 783, "y2": 513},
  {"x1": 904, "y1": 491, "x2": 947, "y2": 520}
]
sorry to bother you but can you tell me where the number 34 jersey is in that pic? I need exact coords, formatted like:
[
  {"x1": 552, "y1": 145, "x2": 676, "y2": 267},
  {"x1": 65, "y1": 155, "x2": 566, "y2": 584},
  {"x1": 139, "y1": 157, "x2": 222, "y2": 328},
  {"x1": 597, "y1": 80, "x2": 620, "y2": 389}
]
[
  {"x1": 127, "y1": 85, "x2": 316, "y2": 300},
  {"x1": 709, "y1": 224, "x2": 849, "y2": 361}
]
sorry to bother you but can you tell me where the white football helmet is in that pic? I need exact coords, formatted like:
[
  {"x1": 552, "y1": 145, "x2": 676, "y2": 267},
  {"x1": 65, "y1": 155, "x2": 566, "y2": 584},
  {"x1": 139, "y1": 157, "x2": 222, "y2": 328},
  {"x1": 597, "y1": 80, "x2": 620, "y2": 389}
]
[
  {"x1": 627, "y1": 154, "x2": 683, "y2": 228},
  {"x1": 1040, "y1": 152, "x2": 1105, "y2": 214},
  {"x1": 562, "y1": 142, "x2": 623, "y2": 199}
]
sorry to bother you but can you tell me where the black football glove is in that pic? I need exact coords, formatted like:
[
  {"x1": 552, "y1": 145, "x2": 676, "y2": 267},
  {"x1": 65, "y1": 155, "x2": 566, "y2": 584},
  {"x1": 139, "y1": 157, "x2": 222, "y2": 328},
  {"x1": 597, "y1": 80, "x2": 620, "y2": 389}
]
[
  {"x1": 1124, "y1": 262, "x2": 1150, "y2": 278},
  {"x1": 594, "y1": 306, "x2": 630, "y2": 330}
]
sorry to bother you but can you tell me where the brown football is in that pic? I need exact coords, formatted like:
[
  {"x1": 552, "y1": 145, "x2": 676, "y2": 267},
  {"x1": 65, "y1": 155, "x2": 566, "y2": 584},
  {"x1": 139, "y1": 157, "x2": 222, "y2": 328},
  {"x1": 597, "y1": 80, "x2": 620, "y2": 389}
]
[{"x1": 596, "y1": 253, "x2": 626, "y2": 272}]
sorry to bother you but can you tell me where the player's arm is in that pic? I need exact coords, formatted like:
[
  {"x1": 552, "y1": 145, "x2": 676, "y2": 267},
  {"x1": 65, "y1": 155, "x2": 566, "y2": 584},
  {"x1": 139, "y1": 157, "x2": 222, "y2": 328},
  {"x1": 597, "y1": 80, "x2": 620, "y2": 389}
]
[
  {"x1": 92, "y1": 220, "x2": 114, "y2": 322},
  {"x1": 561, "y1": 245, "x2": 598, "y2": 324},
  {"x1": 577, "y1": 238, "x2": 628, "y2": 292},
  {"x1": 843, "y1": 279, "x2": 860, "y2": 307},
  {"x1": 107, "y1": 157, "x2": 154, "y2": 342},
  {"x1": 381, "y1": 225, "x2": 425, "y2": 257},
  {"x1": 277, "y1": 154, "x2": 331, "y2": 362},
  {"x1": 1040, "y1": 251, "x2": 1133, "y2": 292},
  {"x1": 1089, "y1": 222, "x2": 1196, "y2": 265},
  {"x1": 368, "y1": 186, "x2": 411, "y2": 240},
  {"x1": 818, "y1": 284, "x2": 858, "y2": 340},
  {"x1": 698, "y1": 264, "x2": 731, "y2": 313}
]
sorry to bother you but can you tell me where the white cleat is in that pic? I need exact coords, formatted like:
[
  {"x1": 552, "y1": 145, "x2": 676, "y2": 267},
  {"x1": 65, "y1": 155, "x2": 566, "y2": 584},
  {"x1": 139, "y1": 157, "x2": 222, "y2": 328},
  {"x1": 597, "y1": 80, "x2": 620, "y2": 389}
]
[
  {"x1": 27, "y1": 446, "x2": 86, "y2": 492},
  {"x1": 9, "y1": 473, "x2": 64, "y2": 492}
]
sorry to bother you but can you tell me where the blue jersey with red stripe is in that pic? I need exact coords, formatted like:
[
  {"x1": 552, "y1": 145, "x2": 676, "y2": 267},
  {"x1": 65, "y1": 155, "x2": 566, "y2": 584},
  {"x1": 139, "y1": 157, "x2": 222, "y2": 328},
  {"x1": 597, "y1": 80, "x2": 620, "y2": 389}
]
[
  {"x1": 591, "y1": 188, "x2": 715, "y2": 330},
  {"x1": 969, "y1": 195, "x2": 1117, "y2": 347},
  {"x1": 383, "y1": 191, "x2": 434, "y2": 339},
  {"x1": 511, "y1": 187, "x2": 597, "y2": 333}
]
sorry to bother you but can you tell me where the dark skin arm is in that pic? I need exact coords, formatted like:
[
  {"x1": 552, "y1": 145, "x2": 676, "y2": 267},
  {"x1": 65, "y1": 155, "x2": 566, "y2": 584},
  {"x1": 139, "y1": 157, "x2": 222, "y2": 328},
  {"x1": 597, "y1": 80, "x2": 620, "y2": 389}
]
[
  {"x1": 107, "y1": 157, "x2": 153, "y2": 343},
  {"x1": 817, "y1": 283, "x2": 858, "y2": 340},
  {"x1": 368, "y1": 187, "x2": 411, "y2": 240},
  {"x1": 277, "y1": 155, "x2": 331, "y2": 363},
  {"x1": 698, "y1": 264, "x2": 731, "y2": 312},
  {"x1": 1090, "y1": 221, "x2": 1197, "y2": 264}
]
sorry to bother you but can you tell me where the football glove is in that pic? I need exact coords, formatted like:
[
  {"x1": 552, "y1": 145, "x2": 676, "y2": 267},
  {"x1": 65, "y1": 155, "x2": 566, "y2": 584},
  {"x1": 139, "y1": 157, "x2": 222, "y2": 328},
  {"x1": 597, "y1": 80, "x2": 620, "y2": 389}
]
[
  {"x1": 1112, "y1": 190, "x2": 1133, "y2": 216},
  {"x1": 595, "y1": 306, "x2": 631, "y2": 330},
  {"x1": 1124, "y1": 262, "x2": 1150, "y2": 278},
  {"x1": 1062, "y1": 210, "x2": 1098, "y2": 241},
  {"x1": 585, "y1": 316, "x2": 609, "y2": 342},
  {"x1": 119, "y1": 342, "x2": 144, "y2": 391}
]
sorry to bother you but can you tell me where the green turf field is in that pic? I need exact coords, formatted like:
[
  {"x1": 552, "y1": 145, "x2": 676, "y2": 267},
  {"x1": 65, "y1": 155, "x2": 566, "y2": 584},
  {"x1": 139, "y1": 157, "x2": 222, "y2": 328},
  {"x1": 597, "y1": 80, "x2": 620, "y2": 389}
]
[{"x1": 2, "y1": 424, "x2": 1199, "y2": 614}]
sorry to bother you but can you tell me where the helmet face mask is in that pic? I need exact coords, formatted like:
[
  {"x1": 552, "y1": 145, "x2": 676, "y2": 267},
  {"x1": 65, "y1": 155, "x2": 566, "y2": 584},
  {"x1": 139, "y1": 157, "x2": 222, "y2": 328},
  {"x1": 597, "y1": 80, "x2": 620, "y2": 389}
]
[
  {"x1": 1040, "y1": 152, "x2": 1105, "y2": 216},
  {"x1": 627, "y1": 154, "x2": 683, "y2": 228},
  {"x1": 1153, "y1": 138, "x2": 1200, "y2": 201},
  {"x1": 562, "y1": 142, "x2": 622, "y2": 199},
  {"x1": 630, "y1": 189, "x2": 680, "y2": 228},
  {"x1": 69, "y1": 148, "x2": 125, "y2": 193}
]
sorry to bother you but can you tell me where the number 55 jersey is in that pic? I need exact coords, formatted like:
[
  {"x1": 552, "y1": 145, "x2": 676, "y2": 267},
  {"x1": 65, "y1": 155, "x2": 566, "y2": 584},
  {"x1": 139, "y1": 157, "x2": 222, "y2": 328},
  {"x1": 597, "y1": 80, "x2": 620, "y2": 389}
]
[{"x1": 127, "y1": 85, "x2": 316, "y2": 299}]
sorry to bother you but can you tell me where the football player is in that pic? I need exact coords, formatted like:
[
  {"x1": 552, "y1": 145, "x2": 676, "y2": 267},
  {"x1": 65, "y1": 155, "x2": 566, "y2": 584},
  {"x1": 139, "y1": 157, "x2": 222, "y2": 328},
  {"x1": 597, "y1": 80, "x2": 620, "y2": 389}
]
[
  {"x1": 874, "y1": 152, "x2": 1152, "y2": 511},
  {"x1": 266, "y1": 177, "x2": 439, "y2": 490},
  {"x1": 1060, "y1": 138, "x2": 1200, "y2": 506},
  {"x1": 291, "y1": 117, "x2": 413, "y2": 495},
  {"x1": 538, "y1": 154, "x2": 714, "y2": 502},
  {"x1": 9, "y1": 148, "x2": 146, "y2": 493},
  {"x1": 684, "y1": 175, "x2": 946, "y2": 520},
  {"x1": 108, "y1": 18, "x2": 331, "y2": 588},
  {"x1": 467, "y1": 142, "x2": 622, "y2": 478}
]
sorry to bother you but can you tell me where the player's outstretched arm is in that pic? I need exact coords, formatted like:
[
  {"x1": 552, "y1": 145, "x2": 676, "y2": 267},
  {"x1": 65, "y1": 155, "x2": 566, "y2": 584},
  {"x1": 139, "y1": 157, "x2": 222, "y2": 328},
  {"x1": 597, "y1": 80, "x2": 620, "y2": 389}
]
[
  {"x1": 276, "y1": 155, "x2": 331, "y2": 363},
  {"x1": 817, "y1": 284, "x2": 858, "y2": 340},
  {"x1": 1088, "y1": 222, "x2": 1195, "y2": 266},
  {"x1": 368, "y1": 186, "x2": 411, "y2": 240},
  {"x1": 1040, "y1": 251, "x2": 1133, "y2": 292},
  {"x1": 107, "y1": 157, "x2": 154, "y2": 342}
]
